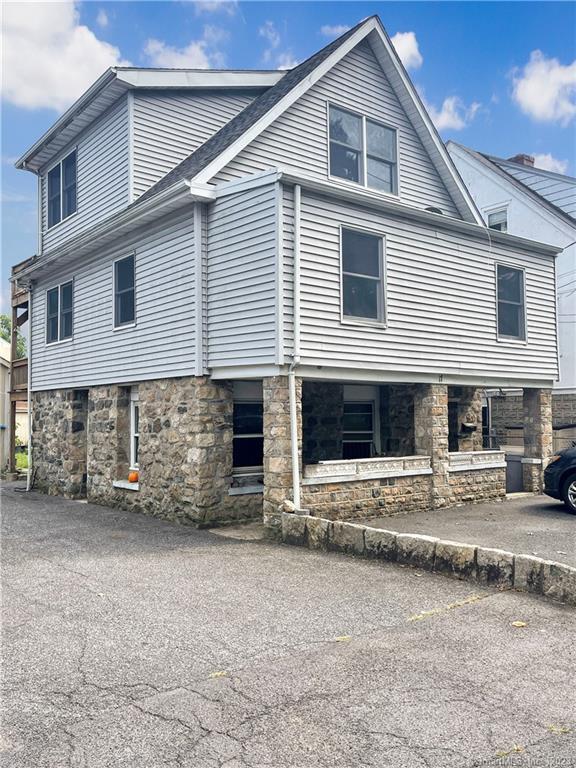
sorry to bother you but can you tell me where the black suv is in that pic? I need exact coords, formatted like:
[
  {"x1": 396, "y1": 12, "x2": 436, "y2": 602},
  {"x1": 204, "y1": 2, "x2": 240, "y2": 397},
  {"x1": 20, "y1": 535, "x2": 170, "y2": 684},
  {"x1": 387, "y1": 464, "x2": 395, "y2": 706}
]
[{"x1": 544, "y1": 446, "x2": 576, "y2": 513}]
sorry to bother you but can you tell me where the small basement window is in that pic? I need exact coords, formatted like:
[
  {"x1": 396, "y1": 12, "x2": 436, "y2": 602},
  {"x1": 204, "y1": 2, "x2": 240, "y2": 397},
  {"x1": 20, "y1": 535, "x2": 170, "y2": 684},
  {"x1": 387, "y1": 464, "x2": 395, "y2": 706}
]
[
  {"x1": 130, "y1": 388, "x2": 139, "y2": 470},
  {"x1": 497, "y1": 264, "x2": 526, "y2": 341},
  {"x1": 233, "y1": 401, "x2": 263, "y2": 472},
  {"x1": 342, "y1": 402, "x2": 375, "y2": 459},
  {"x1": 341, "y1": 228, "x2": 385, "y2": 323}
]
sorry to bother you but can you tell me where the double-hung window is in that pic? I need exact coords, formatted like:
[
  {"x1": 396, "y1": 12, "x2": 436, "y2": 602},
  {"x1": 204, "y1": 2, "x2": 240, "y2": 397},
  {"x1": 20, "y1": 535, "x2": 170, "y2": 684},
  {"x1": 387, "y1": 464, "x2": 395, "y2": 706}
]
[
  {"x1": 47, "y1": 150, "x2": 77, "y2": 228},
  {"x1": 342, "y1": 402, "x2": 375, "y2": 460},
  {"x1": 46, "y1": 281, "x2": 73, "y2": 344},
  {"x1": 341, "y1": 228, "x2": 385, "y2": 323},
  {"x1": 114, "y1": 254, "x2": 136, "y2": 328},
  {"x1": 130, "y1": 388, "x2": 140, "y2": 470},
  {"x1": 488, "y1": 208, "x2": 507, "y2": 232},
  {"x1": 329, "y1": 105, "x2": 398, "y2": 194},
  {"x1": 233, "y1": 402, "x2": 264, "y2": 471},
  {"x1": 497, "y1": 264, "x2": 525, "y2": 341}
]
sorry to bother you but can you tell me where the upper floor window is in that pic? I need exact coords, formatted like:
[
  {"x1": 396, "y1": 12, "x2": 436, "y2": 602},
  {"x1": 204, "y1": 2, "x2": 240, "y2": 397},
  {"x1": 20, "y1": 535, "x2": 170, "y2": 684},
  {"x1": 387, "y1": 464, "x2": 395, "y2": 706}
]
[
  {"x1": 497, "y1": 264, "x2": 525, "y2": 341},
  {"x1": 46, "y1": 281, "x2": 73, "y2": 344},
  {"x1": 329, "y1": 105, "x2": 398, "y2": 195},
  {"x1": 341, "y1": 228, "x2": 385, "y2": 324},
  {"x1": 47, "y1": 150, "x2": 77, "y2": 229},
  {"x1": 488, "y1": 208, "x2": 507, "y2": 232},
  {"x1": 114, "y1": 254, "x2": 135, "y2": 328}
]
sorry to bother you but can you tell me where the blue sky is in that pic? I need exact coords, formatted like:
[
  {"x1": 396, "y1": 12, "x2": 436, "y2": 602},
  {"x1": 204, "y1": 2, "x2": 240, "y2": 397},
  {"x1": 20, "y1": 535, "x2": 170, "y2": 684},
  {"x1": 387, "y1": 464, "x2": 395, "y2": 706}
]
[{"x1": 2, "y1": 1, "x2": 575, "y2": 313}]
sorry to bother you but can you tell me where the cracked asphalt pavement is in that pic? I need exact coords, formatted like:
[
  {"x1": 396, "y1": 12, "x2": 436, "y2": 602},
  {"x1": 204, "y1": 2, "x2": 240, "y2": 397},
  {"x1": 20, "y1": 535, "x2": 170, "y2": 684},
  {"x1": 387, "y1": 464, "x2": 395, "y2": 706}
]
[{"x1": 1, "y1": 484, "x2": 575, "y2": 768}]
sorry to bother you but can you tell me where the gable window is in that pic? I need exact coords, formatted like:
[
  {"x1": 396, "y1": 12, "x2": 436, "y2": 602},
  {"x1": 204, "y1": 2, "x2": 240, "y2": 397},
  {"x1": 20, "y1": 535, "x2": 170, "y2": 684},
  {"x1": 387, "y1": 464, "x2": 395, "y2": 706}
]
[
  {"x1": 46, "y1": 281, "x2": 73, "y2": 344},
  {"x1": 329, "y1": 105, "x2": 398, "y2": 194},
  {"x1": 130, "y1": 388, "x2": 140, "y2": 470},
  {"x1": 114, "y1": 254, "x2": 135, "y2": 328},
  {"x1": 488, "y1": 208, "x2": 507, "y2": 232},
  {"x1": 47, "y1": 150, "x2": 77, "y2": 228},
  {"x1": 233, "y1": 402, "x2": 263, "y2": 471},
  {"x1": 341, "y1": 228, "x2": 385, "y2": 323},
  {"x1": 497, "y1": 264, "x2": 525, "y2": 341},
  {"x1": 342, "y1": 402, "x2": 375, "y2": 460}
]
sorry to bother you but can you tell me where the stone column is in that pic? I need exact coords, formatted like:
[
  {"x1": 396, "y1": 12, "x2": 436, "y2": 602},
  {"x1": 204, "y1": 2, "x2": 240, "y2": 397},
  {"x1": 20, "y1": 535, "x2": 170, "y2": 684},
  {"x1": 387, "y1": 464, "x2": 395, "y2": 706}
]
[
  {"x1": 456, "y1": 387, "x2": 484, "y2": 452},
  {"x1": 263, "y1": 375, "x2": 302, "y2": 532},
  {"x1": 302, "y1": 381, "x2": 343, "y2": 463},
  {"x1": 380, "y1": 384, "x2": 415, "y2": 456},
  {"x1": 522, "y1": 388, "x2": 553, "y2": 493},
  {"x1": 413, "y1": 384, "x2": 450, "y2": 508}
]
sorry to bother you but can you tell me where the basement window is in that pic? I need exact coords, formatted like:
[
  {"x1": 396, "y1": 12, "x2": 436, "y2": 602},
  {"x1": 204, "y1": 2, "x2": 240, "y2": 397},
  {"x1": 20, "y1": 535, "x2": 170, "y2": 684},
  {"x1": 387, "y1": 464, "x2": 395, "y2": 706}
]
[
  {"x1": 233, "y1": 402, "x2": 263, "y2": 472},
  {"x1": 130, "y1": 388, "x2": 139, "y2": 470},
  {"x1": 46, "y1": 281, "x2": 73, "y2": 344},
  {"x1": 47, "y1": 150, "x2": 77, "y2": 228},
  {"x1": 497, "y1": 264, "x2": 526, "y2": 341}
]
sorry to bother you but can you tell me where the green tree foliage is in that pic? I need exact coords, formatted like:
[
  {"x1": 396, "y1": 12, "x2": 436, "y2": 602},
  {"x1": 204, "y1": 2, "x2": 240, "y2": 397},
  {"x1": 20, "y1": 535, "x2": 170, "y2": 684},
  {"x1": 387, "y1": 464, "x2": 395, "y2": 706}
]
[{"x1": 0, "y1": 314, "x2": 27, "y2": 359}]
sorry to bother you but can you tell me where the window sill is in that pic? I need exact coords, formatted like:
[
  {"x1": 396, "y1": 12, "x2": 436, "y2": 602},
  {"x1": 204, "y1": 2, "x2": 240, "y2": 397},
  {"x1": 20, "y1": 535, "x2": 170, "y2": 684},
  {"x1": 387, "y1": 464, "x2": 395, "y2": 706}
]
[
  {"x1": 113, "y1": 480, "x2": 139, "y2": 492},
  {"x1": 112, "y1": 322, "x2": 137, "y2": 333},
  {"x1": 46, "y1": 337, "x2": 74, "y2": 347},
  {"x1": 496, "y1": 336, "x2": 528, "y2": 346},
  {"x1": 228, "y1": 486, "x2": 263, "y2": 496},
  {"x1": 340, "y1": 317, "x2": 387, "y2": 329},
  {"x1": 327, "y1": 174, "x2": 399, "y2": 201}
]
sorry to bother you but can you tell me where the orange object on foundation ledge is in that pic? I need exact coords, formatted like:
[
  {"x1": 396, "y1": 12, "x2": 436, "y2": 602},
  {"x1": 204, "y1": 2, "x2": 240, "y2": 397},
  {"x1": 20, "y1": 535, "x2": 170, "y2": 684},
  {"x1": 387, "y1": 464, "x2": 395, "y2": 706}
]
[{"x1": 128, "y1": 470, "x2": 139, "y2": 484}]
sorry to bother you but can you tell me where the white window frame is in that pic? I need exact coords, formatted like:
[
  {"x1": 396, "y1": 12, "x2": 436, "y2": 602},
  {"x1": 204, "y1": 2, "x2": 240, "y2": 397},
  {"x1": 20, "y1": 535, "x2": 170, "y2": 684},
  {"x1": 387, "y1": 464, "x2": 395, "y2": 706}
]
[
  {"x1": 130, "y1": 388, "x2": 139, "y2": 470},
  {"x1": 495, "y1": 262, "x2": 527, "y2": 344},
  {"x1": 113, "y1": 253, "x2": 136, "y2": 330},
  {"x1": 45, "y1": 280, "x2": 74, "y2": 345},
  {"x1": 232, "y1": 399, "x2": 264, "y2": 476},
  {"x1": 339, "y1": 225, "x2": 387, "y2": 327},
  {"x1": 46, "y1": 148, "x2": 78, "y2": 230},
  {"x1": 486, "y1": 205, "x2": 509, "y2": 233},
  {"x1": 327, "y1": 102, "x2": 400, "y2": 198}
]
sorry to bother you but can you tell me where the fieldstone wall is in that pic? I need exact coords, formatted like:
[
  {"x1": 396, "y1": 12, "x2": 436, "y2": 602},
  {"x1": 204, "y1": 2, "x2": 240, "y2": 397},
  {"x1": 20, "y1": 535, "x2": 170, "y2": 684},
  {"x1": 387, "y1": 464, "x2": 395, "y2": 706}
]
[
  {"x1": 451, "y1": 386, "x2": 483, "y2": 451},
  {"x1": 302, "y1": 381, "x2": 343, "y2": 463},
  {"x1": 32, "y1": 389, "x2": 88, "y2": 498},
  {"x1": 490, "y1": 392, "x2": 576, "y2": 450},
  {"x1": 448, "y1": 468, "x2": 506, "y2": 504},
  {"x1": 414, "y1": 384, "x2": 450, "y2": 508},
  {"x1": 380, "y1": 385, "x2": 415, "y2": 455},
  {"x1": 523, "y1": 388, "x2": 553, "y2": 493}
]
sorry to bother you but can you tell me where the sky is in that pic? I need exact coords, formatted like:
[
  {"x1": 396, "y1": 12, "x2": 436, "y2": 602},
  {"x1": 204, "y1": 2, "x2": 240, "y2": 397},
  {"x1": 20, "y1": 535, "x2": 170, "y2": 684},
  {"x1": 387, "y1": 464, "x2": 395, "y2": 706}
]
[{"x1": 1, "y1": 0, "x2": 575, "y2": 314}]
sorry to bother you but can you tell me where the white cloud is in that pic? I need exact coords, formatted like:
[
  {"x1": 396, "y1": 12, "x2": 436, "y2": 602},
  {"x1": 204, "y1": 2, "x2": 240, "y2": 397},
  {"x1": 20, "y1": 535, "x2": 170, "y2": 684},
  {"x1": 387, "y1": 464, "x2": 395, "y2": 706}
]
[
  {"x1": 259, "y1": 20, "x2": 280, "y2": 53},
  {"x1": 194, "y1": 1, "x2": 238, "y2": 16},
  {"x1": 320, "y1": 24, "x2": 350, "y2": 37},
  {"x1": 276, "y1": 52, "x2": 299, "y2": 70},
  {"x1": 144, "y1": 26, "x2": 228, "y2": 68},
  {"x1": 424, "y1": 95, "x2": 481, "y2": 131},
  {"x1": 390, "y1": 31, "x2": 423, "y2": 71},
  {"x1": 512, "y1": 51, "x2": 576, "y2": 125},
  {"x1": 532, "y1": 153, "x2": 569, "y2": 174},
  {"x1": 2, "y1": 1, "x2": 129, "y2": 112},
  {"x1": 96, "y1": 9, "x2": 109, "y2": 28},
  {"x1": 258, "y1": 20, "x2": 297, "y2": 69}
]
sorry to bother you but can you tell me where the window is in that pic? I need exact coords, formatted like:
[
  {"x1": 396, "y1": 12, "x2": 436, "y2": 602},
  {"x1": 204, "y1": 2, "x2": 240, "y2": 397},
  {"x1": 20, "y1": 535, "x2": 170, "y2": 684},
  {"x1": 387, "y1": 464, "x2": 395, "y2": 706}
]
[
  {"x1": 497, "y1": 264, "x2": 525, "y2": 340},
  {"x1": 488, "y1": 208, "x2": 507, "y2": 232},
  {"x1": 343, "y1": 402, "x2": 374, "y2": 459},
  {"x1": 341, "y1": 228, "x2": 385, "y2": 322},
  {"x1": 329, "y1": 105, "x2": 398, "y2": 194},
  {"x1": 47, "y1": 150, "x2": 77, "y2": 228},
  {"x1": 46, "y1": 281, "x2": 73, "y2": 343},
  {"x1": 114, "y1": 255, "x2": 135, "y2": 328},
  {"x1": 130, "y1": 388, "x2": 139, "y2": 469},
  {"x1": 233, "y1": 402, "x2": 263, "y2": 470}
]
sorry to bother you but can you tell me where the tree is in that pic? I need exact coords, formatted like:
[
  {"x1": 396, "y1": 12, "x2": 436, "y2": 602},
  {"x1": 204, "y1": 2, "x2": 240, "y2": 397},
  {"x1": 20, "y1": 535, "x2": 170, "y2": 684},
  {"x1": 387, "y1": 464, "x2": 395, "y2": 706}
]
[{"x1": 0, "y1": 314, "x2": 27, "y2": 359}]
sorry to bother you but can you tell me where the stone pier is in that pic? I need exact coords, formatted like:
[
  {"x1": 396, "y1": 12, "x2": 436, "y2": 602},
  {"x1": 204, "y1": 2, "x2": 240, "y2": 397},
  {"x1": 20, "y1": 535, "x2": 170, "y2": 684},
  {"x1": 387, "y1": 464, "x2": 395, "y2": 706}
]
[{"x1": 522, "y1": 388, "x2": 553, "y2": 493}]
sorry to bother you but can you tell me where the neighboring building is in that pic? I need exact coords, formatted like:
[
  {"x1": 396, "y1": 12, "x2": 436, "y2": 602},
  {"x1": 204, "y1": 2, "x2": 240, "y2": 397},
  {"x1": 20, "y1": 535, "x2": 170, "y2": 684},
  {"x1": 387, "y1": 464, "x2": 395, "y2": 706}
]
[
  {"x1": 11, "y1": 17, "x2": 560, "y2": 528},
  {"x1": 0, "y1": 340, "x2": 10, "y2": 470},
  {"x1": 448, "y1": 143, "x2": 576, "y2": 456}
]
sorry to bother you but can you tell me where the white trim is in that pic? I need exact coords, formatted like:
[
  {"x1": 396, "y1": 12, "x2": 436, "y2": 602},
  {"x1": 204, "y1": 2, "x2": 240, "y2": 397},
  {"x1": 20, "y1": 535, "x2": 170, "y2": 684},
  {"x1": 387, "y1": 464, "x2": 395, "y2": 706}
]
[
  {"x1": 293, "y1": 184, "x2": 302, "y2": 361},
  {"x1": 448, "y1": 462, "x2": 507, "y2": 472},
  {"x1": 275, "y1": 181, "x2": 284, "y2": 365},
  {"x1": 127, "y1": 91, "x2": 134, "y2": 204},
  {"x1": 495, "y1": 262, "x2": 527, "y2": 343},
  {"x1": 193, "y1": 202, "x2": 204, "y2": 375},
  {"x1": 214, "y1": 169, "x2": 282, "y2": 198},
  {"x1": 117, "y1": 69, "x2": 284, "y2": 90},
  {"x1": 130, "y1": 387, "x2": 139, "y2": 470}
]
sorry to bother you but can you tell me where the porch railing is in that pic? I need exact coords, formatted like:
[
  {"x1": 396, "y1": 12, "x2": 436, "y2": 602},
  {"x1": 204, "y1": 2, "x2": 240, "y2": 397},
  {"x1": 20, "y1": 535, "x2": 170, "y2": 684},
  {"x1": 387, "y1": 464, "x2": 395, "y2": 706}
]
[
  {"x1": 448, "y1": 450, "x2": 506, "y2": 472},
  {"x1": 303, "y1": 455, "x2": 432, "y2": 485}
]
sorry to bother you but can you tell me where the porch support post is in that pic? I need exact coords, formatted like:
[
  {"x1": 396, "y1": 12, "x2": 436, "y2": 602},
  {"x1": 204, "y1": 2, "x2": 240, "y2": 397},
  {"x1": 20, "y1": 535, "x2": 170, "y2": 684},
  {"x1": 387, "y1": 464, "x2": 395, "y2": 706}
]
[
  {"x1": 414, "y1": 383, "x2": 450, "y2": 508},
  {"x1": 263, "y1": 375, "x2": 302, "y2": 532},
  {"x1": 457, "y1": 387, "x2": 484, "y2": 452},
  {"x1": 522, "y1": 388, "x2": 553, "y2": 493}
]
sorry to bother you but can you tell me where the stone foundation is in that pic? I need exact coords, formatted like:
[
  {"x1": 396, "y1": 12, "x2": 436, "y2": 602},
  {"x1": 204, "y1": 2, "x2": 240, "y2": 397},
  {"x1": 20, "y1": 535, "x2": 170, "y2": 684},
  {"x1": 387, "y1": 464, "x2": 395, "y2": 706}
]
[
  {"x1": 490, "y1": 391, "x2": 575, "y2": 451},
  {"x1": 448, "y1": 468, "x2": 507, "y2": 504}
]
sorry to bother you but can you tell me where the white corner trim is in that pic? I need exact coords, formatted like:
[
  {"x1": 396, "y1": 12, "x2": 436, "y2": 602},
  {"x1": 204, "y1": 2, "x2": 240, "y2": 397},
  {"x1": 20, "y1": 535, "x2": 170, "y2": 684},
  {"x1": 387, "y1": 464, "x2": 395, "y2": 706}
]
[
  {"x1": 127, "y1": 90, "x2": 135, "y2": 204},
  {"x1": 193, "y1": 202, "x2": 204, "y2": 376},
  {"x1": 113, "y1": 480, "x2": 139, "y2": 491},
  {"x1": 275, "y1": 180, "x2": 284, "y2": 365}
]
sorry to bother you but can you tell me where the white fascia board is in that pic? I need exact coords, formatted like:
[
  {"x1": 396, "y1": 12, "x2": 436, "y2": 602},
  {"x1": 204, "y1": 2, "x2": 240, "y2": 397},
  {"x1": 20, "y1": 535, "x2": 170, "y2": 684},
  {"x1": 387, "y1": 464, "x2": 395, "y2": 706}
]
[
  {"x1": 214, "y1": 169, "x2": 282, "y2": 198},
  {"x1": 117, "y1": 69, "x2": 284, "y2": 89},
  {"x1": 281, "y1": 172, "x2": 561, "y2": 256},
  {"x1": 191, "y1": 18, "x2": 380, "y2": 186}
]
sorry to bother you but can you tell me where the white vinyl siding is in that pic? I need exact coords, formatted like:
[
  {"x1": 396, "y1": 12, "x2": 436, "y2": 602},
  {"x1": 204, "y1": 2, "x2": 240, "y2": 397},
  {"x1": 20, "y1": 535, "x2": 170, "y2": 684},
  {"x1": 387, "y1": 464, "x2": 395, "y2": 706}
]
[
  {"x1": 41, "y1": 96, "x2": 130, "y2": 253},
  {"x1": 207, "y1": 181, "x2": 278, "y2": 367},
  {"x1": 291, "y1": 190, "x2": 557, "y2": 382},
  {"x1": 30, "y1": 210, "x2": 196, "y2": 390},
  {"x1": 215, "y1": 40, "x2": 461, "y2": 217},
  {"x1": 132, "y1": 90, "x2": 256, "y2": 198}
]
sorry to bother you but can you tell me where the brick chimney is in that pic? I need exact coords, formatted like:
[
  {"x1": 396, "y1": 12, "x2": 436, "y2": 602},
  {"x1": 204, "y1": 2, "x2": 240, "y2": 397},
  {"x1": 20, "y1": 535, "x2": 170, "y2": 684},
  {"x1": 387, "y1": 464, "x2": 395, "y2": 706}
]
[{"x1": 507, "y1": 153, "x2": 535, "y2": 167}]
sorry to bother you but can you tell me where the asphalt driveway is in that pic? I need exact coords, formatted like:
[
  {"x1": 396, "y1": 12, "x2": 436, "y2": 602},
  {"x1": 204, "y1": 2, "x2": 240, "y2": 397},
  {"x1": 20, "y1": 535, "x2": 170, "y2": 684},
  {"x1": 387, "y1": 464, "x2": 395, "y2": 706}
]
[
  {"x1": 2, "y1": 484, "x2": 576, "y2": 768},
  {"x1": 361, "y1": 495, "x2": 576, "y2": 568}
]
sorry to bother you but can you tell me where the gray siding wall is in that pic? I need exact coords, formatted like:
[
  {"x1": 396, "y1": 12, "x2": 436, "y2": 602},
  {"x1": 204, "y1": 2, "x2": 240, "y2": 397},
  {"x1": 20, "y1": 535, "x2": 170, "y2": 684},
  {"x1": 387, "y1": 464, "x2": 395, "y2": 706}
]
[
  {"x1": 215, "y1": 41, "x2": 461, "y2": 217},
  {"x1": 133, "y1": 90, "x2": 256, "y2": 198},
  {"x1": 207, "y1": 182, "x2": 278, "y2": 367},
  {"x1": 497, "y1": 163, "x2": 576, "y2": 218},
  {"x1": 31, "y1": 210, "x2": 196, "y2": 390},
  {"x1": 41, "y1": 96, "x2": 130, "y2": 254},
  {"x1": 291, "y1": 189, "x2": 558, "y2": 382}
]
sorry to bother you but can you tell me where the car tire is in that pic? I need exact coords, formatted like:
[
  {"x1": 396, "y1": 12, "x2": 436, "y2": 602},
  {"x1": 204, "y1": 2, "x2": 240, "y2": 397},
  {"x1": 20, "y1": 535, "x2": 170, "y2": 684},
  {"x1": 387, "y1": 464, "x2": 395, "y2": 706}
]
[{"x1": 561, "y1": 472, "x2": 576, "y2": 514}]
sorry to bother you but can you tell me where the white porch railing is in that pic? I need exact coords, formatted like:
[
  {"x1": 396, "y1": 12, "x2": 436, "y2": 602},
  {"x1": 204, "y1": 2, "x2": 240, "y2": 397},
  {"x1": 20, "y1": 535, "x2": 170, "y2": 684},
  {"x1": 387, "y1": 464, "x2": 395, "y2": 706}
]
[
  {"x1": 448, "y1": 450, "x2": 507, "y2": 472},
  {"x1": 302, "y1": 455, "x2": 432, "y2": 485}
]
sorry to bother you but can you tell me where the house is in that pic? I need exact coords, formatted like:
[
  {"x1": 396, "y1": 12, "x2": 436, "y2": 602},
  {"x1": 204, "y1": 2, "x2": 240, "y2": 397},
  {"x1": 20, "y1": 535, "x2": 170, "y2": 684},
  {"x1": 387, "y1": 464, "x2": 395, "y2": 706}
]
[
  {"x1": 447, "y1": 143, "x2": 576, "y2": 458},
  {"x1": 11, "y1": 17, "x2": 560, "y2": 530}
]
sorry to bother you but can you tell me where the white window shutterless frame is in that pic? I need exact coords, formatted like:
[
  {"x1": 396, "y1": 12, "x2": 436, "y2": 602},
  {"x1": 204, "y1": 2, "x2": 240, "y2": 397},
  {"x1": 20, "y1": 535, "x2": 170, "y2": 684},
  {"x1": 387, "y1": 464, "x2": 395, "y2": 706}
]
[
  {"x1": 340, "y1": 227, "x2": 386, "y2": 325},
  {"x1": 496, "y1": 263, "x2": 526, "y2": 341},
  {"x1": 130, "y1": 388, "x2": 139, "y2": 470}
]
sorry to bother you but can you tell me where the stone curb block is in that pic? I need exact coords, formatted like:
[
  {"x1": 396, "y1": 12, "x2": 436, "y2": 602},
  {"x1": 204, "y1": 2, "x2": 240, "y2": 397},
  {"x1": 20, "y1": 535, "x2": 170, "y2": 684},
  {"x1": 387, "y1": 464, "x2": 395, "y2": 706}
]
[
  {"x1": 476, "y1": 547, "x2": 514, "y2": 588},
  {"x1": 434, "y1": 539, "x2": 476, "y2": 580},
  {"x1": 306, "y1": 516, "x2": 331, "y2": 550},
  {"x1": 513, "y1": 554, "x2": 544, "y2": 594},
  {"x1": 281, "y1": 513, "x2": 307, "y2": 546},
  {"x1": 396, "y1": 533, "x2": 438, "y2": 571},
  {"x1": 364, "y1": 527, "x2": 398, "y2": 562},
  {"x1": 328, "y1": 521, "x2": 365, "y2": 556},
  {"x1": 542, "y1": 561, "x2": 576, "y2": 606}
]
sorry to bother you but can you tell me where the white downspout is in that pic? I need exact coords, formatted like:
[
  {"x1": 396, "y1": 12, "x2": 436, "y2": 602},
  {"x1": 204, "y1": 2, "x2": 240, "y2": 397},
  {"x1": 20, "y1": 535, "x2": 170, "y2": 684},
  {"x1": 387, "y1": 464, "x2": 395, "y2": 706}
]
[
  {"x1": 289, "y1": 184, "x2": 302, "y2": 510},
  {"x1": 26, "y1": 289, "x2": 32, "y2": 491}
]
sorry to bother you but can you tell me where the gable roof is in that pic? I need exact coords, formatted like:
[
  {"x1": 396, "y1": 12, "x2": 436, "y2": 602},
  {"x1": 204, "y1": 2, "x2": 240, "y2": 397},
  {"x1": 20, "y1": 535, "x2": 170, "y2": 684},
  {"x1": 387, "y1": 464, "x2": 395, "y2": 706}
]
[
  {"x1": 448, "y1": 142, "x2": 576, "y2": 229},
  {"x1": 137, "y1": 16, "x2": 483, "y2": 225}
]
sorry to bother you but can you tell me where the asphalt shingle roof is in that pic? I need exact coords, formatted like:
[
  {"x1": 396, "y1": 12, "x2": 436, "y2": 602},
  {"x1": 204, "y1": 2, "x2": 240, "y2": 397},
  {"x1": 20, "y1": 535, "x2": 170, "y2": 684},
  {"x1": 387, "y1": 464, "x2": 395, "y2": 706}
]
[{"x1": 137, "y1": 18, "x2": 372, "y2": 203}]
